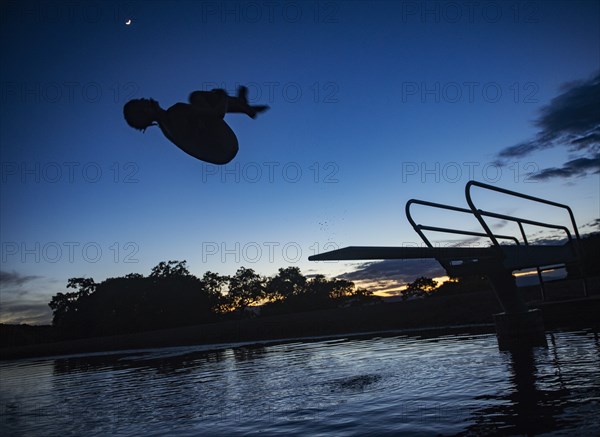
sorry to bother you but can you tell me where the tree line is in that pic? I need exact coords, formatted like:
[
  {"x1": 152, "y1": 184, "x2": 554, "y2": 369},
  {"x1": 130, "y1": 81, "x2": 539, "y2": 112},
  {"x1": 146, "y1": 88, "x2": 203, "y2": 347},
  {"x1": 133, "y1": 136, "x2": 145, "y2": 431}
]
[
  {"x1": 48, "y1": 261, "x2": 378, "y2": 338},
  {"x1": 46, "y1": 233, "x2": 599, "y2": 339}
]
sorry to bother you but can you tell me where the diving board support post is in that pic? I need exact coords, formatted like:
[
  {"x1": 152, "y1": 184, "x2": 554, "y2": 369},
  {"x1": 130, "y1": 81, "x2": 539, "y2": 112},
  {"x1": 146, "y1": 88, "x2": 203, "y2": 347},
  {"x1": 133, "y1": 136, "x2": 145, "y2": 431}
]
[
  {"x1": 486, "y1": 269, "x2": 547, "y2": 350},
  {"x1": 493, "y1": 310, "x2": 546, "y2": 350}
]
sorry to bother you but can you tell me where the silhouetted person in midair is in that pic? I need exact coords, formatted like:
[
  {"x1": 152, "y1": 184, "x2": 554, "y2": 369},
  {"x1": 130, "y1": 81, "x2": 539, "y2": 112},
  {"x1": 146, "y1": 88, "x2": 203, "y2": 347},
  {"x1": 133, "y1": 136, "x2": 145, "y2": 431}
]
[{"x1": 123, "y1": 86, "x2": 269, "y2": 164}]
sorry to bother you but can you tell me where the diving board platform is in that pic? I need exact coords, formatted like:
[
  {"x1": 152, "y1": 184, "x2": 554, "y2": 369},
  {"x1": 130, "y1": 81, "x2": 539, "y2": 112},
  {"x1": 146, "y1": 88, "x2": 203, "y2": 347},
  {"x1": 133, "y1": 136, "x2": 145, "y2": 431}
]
[
  {"x1": 309, "y1": 244, "x2": 579, "y2": 276},
  {"x1": 309, "y1": 246, "x2": 494, "y2": 261}
]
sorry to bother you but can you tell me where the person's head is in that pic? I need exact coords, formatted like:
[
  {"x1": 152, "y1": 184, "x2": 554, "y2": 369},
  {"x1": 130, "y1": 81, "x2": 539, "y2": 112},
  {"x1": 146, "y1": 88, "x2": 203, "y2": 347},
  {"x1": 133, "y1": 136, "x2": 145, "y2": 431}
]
[{"x1": 123, "y1": 98, "x2": 161, "y2": 131}]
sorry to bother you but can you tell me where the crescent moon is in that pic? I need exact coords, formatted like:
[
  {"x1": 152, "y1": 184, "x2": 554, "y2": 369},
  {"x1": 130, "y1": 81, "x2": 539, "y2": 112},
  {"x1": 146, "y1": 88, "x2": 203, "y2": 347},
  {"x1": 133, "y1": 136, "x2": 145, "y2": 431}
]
[{"x1": 125, "y1": 19, "x2": 132, "y2": 26}]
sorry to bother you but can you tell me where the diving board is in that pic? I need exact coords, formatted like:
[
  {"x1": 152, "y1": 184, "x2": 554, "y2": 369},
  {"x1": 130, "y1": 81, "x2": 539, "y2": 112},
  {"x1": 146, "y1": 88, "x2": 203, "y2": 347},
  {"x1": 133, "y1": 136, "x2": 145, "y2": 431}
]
[
  {"x1": 309, "y1": 180, "x2": 586, "y2": 316},
  {"x1": 310, "y1": 244, "x2": 578, "y2": 276},
  {"x1": 309, "y1": 180, "x2": 587, "y2": 349},
  {"x1": 309, "y1": 246, "x2": 495, "y2": 261}
]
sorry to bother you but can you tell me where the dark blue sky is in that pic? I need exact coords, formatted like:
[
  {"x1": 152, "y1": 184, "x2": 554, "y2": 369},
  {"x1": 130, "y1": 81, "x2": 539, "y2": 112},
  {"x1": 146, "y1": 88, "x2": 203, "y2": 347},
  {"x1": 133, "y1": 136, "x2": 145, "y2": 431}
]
[{"x1": 1, "y1": 0, "x2": 599, "y2": 323}]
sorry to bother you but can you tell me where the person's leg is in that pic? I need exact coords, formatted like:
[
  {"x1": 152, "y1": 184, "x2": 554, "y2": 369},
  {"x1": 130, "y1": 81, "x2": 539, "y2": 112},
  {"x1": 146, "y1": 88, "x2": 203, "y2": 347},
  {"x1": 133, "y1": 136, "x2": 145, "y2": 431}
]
[
  {"x1": 190, "y1": 87, "x2": 269, "y2": 118},
  {"x1": 189, "y1": 90, "x2": 228, "y2": 117}
]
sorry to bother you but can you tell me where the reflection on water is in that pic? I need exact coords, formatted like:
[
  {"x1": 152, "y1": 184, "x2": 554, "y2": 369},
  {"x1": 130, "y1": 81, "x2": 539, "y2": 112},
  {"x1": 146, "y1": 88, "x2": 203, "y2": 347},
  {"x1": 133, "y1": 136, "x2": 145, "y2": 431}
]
[{"x1": 1, "y1": 330, "x2": 599, "y2": 436}]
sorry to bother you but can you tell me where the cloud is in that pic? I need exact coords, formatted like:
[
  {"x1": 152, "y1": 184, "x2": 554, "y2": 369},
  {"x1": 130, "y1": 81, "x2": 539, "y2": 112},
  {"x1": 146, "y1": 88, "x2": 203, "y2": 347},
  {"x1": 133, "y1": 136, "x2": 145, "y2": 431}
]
[
  {"x1": 0, "y1": 270, "x2": 43, "y2": 299},
  {"x1": 338, "y1": 259, "x2": 445, "y2": 286},
  {"x1": 581, "y1": 218, "x2": 600, "y2": 235},
  {"x1": 496, "y1": 71, "x2": 600, "y2": 180},
  {"x1": 0, "y1": 301, "x2": 52, "y2": 325},
  {"x1": 529, "y1": 157, "x2": 600, "y2": 181},
  {"x1": 0, "y1": 270, "x2": 52, "y2": 325},
  {"x1": 0, "y1": 270, "x2": 42, "y2": 286}
]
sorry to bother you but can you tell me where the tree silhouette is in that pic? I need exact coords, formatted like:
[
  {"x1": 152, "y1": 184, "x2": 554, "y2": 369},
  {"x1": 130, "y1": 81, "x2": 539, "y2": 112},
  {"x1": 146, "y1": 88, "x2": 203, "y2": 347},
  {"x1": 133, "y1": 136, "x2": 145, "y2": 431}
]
[
  {"x1": 265, "y1": 266, "x2": 307, "y2": 302},
  {"x1": 150, "y1": 260, "x2": 191, "y2": 278},
  {"x1": 66, "y1": 277, "x2": 96, "y2": 297},
  {"x1": 227, "y1": 267, "x2": 265, "y2": 312},
  {"x1": 328, "y1": 279, "x2": 356, "y2": 299},
  {"x1": 352, "y1": 287, "x2": 378, "y2": 305},
  {"x1": 47, "y1": 262, "x2": 380, "y2": 338},
  {"x1": 402, "y1": 276, "x2": 438, "y2": 300},
  {"x1": 48, "y1": 291, "x2": 81, "y2": 327},
  {"x1": 431, "y1": 275, "x2": 489, "y2": 297},
  {"x1": 200, "y1": 271, "x2": 230, "y2": 313},
  {"x1": 125, "y1": 273, "x2": 144, "y2": 279},
  {"x1": 306, "y1": 274, "x2": 331, "y2": 298},
  {"x1": 47, "y1": 261, "x2": 221, "y2": 336},
  {"x1": 272, "y1": 274, "x2": 337, "y2": 311},
  {"x1": 49, "y1": 277, "x2": 96, "y2": 329}
]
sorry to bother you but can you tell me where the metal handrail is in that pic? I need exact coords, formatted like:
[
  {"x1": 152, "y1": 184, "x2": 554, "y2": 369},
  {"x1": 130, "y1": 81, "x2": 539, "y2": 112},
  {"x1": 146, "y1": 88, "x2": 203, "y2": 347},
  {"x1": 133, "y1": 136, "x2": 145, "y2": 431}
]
[
  {"x1": 465, "y1": 180, "x2": 586, "y2": 297},
  {"x1": 471, "y1": 209, "x2": 573, "y2": 243},
  {"x1": 406, "y1": 199, "x2": 521, "y2": 249},
  {"x1": 465, "y1": 180, "x2": 582, "y2": 246},
  {"x1": 416, "y1": 224, "x2": 520, "y2": 245},
  {"x1": 405, "y1": 182, "x2": 587, "y2": 298},
  {"x1": 405, "y1": 198, "x2": 524, "y2": 275}
]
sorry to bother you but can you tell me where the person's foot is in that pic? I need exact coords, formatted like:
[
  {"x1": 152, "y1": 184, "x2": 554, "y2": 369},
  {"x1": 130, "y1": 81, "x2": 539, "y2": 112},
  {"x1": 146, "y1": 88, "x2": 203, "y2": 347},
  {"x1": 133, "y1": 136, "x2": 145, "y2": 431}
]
[
  {"x1": 237, "y1": 86, "x2": 269, "y2": 118},
  {"x1": 248, "y1": 105, "x2": 269, "y2": 119}
]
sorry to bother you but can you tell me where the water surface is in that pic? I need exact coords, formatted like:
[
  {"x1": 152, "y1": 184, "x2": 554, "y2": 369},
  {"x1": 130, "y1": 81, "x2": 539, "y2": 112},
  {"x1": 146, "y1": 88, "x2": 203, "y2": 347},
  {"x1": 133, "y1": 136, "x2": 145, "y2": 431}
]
[{"x1": 1, "y1": 329, "x2": 599, "y2": 436}]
